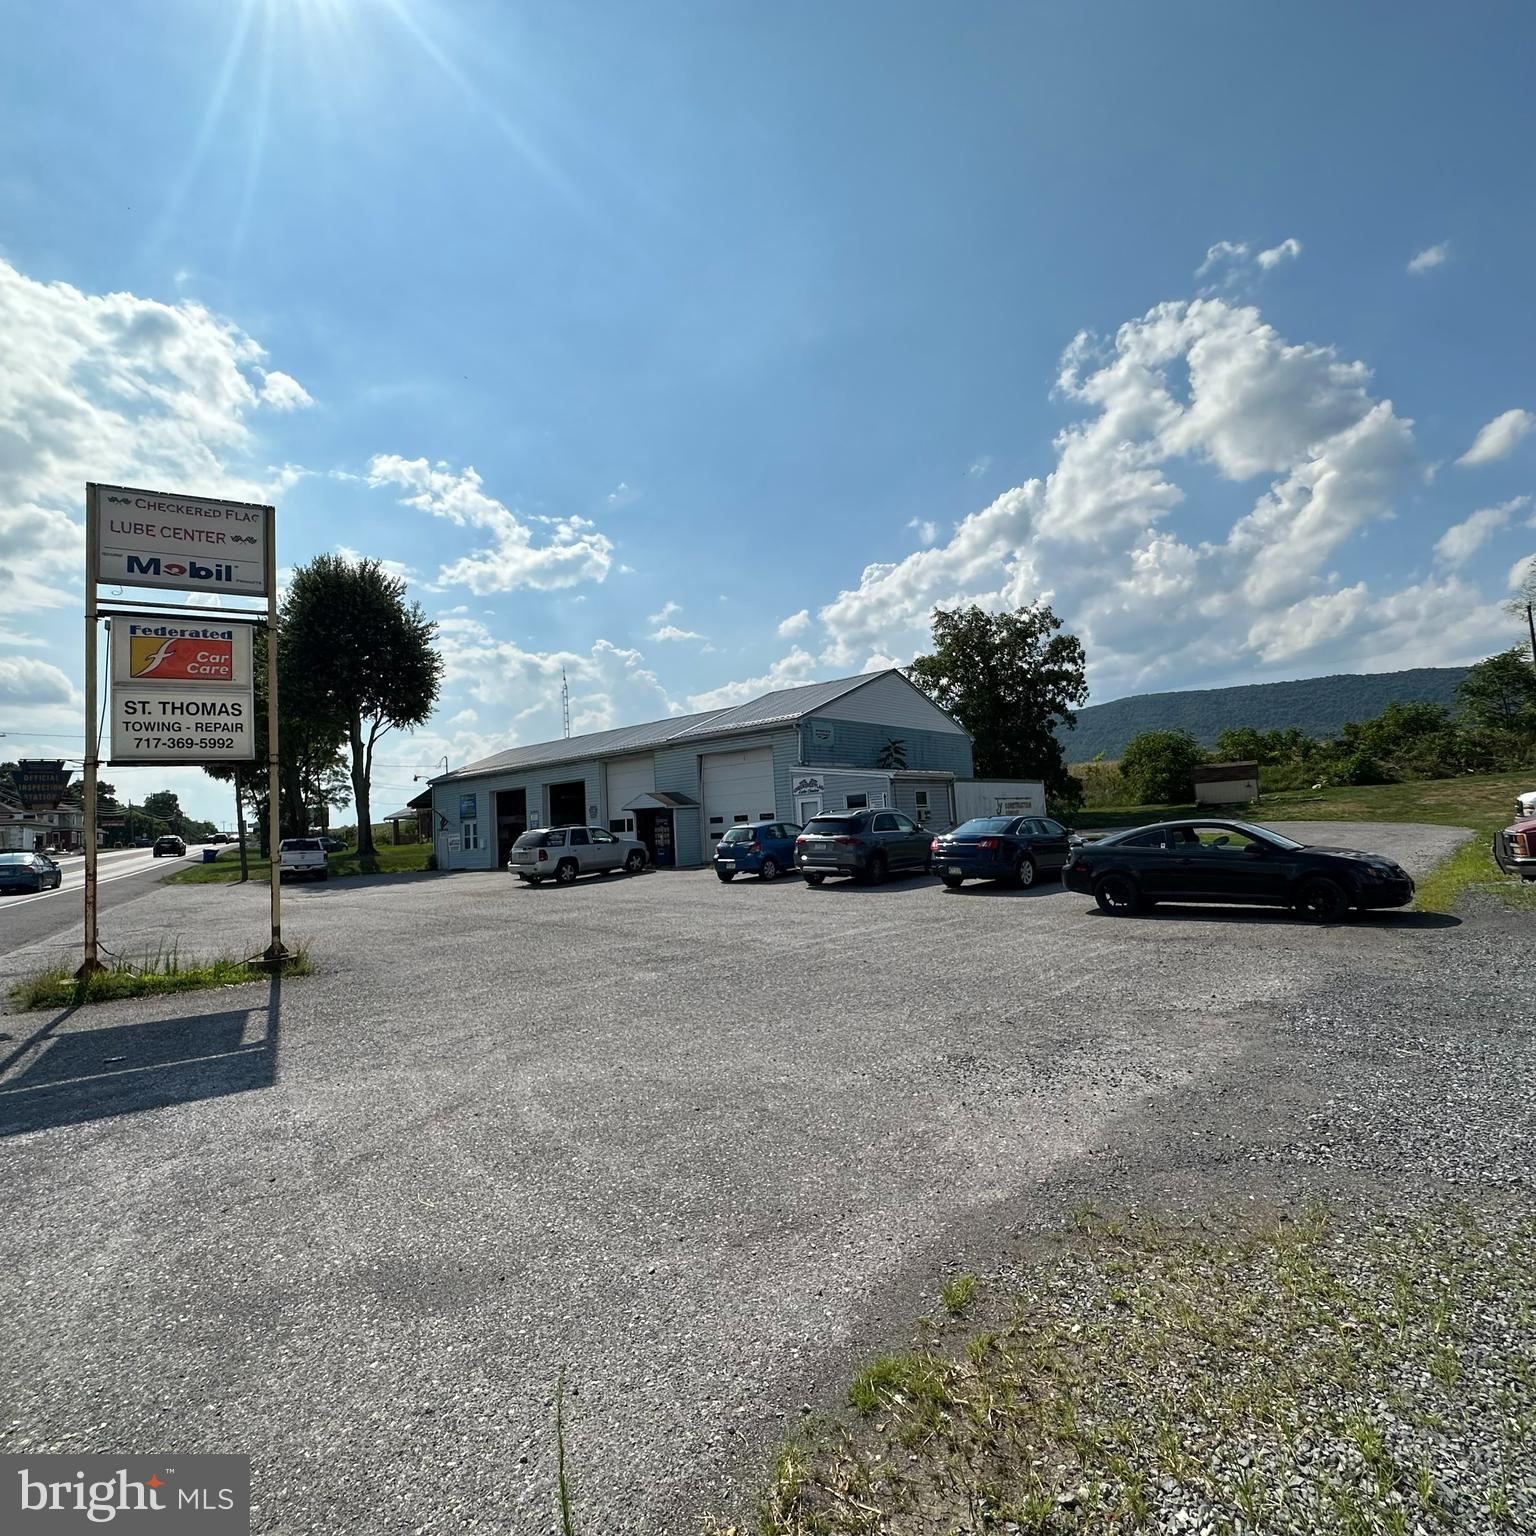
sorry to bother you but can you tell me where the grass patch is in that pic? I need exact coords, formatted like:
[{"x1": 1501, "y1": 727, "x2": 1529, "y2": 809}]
[
  {"x1": 752, "y1": 1205, "x2": 1536, "y2": 1535},
  {"x1": 9, "y1": 940, "x2": 313, "y2": 1011},
  {"x1": 167, "y1": 841, "x2": 431, "y2": 886},
  {"x1": 939, "y1": 1272, "x2": 979, "y2": 1317}
]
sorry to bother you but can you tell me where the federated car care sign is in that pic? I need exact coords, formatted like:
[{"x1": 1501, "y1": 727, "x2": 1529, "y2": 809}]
[
  {"x1": 108, "y1": 613, "x2": 256, "y2": 765},
  {"x1": 95, "y1": 484, "x2": 272, "y2": 596},
  {"x1": 111, "y1": 617, "x2": 253, "y2": 687}
]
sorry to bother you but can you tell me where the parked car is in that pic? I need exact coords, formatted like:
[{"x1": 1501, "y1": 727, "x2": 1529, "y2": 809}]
[
  {"x1": 320, "y1": 836, "x2": 349, "y2": 853},
  {"x1": 714, "y1": 821, "x2": 803, "y2": 882},
  {"x1": 1063, "y1": 818, "x2": 1413, "y2": 921},
  {"x1": 1493, "y1": 818, "x2": 1536, "y2": 882},
  {"x1": 152, "y1": 835, "x2": 187, "y2": 858},
  {"x1": 794, "y1": 809, "x2": 932, "y2": 885},
  {"x1": 0, "y1": 851, "x2": 63, "y2": 894},
  {"x1": 278, "y1": 837, "x2": 329, "y2": 882},
  {"x1": 133, "y1": 836, "x2": 154, "y2": 848},
  {"x1": 509, "y1": 826, "x2": 648, "y2": 885},
  {"x1": 930, "y1": 815, "x2": 1073, "y2": 889}
]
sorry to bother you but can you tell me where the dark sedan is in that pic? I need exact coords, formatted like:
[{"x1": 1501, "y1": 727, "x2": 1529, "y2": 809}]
[
  {"x1": 1063, "y1": 819, "x2": 1414, "y2": 922},
  {"x1": 930, "y1": 815, "x2": 1073, "y2": 889},
  {"x1": 0, "y1": 852, "x2": 63, "y2": 894}
]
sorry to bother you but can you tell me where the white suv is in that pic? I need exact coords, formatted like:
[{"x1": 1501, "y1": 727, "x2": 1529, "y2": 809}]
[{"x1": 508, "y1": 826, "x2": 648, "y2": 885}]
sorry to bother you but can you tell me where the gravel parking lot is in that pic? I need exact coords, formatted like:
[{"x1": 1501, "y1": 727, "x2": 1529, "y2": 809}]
[{"x1": 3, "y1": 818, "x2": 1532, "y2": 1533}]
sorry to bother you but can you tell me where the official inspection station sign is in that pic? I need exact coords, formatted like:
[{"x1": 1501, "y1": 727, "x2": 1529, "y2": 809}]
[
  {"x1": 95, "y1": 484, "x2": 272, "y2": 597},
  {"x1": 111, "y1": 616, "x2": 253, "y2": 687}
]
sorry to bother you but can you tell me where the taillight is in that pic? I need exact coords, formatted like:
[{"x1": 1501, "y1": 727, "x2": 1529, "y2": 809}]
[
  {"x1": 746, "y1": 842, "x2": 760, "y2": 853},
  {"x1": 930, "y1": 838, "x2": 941, "y2": 852},
  {"x1": 538, "y1": 849, "x2": 548, "y2": 861},
  {"x1": 834, "y1": 836, "x2": 856, "y2": 845}
]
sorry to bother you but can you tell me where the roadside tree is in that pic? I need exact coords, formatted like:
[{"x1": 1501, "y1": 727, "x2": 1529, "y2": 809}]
[{"x1": 1118, "y1": 730, "x2": 1205, "y2": 804}]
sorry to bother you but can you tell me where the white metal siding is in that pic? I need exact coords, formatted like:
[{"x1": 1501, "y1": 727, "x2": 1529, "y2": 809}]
[
  {"x1": 816, "y1": 672, "x2": 966, "y2": 735},
  {"x1": 604, "y1": 754, "x2": 655, "y2": 832},
  {"x1": 953, "y1": 779, "x2": 1046, "y2": 820},
  {"x1": 700, "y1": 747, "x2": 776, "y2": 862}
]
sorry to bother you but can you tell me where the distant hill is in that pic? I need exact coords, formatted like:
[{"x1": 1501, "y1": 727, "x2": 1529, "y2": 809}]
[{"x1": 1059, "y1": 667, "x2": 1471, "y2": 762}]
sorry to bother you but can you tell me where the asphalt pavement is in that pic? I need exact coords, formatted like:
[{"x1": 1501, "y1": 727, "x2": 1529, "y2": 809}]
[{"x1": 3, "y1": 819, "x2": 1532, "y2": 1534}]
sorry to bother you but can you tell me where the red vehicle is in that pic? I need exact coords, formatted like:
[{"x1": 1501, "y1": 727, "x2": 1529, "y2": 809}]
[{"x1": 1492, "y1": 818, "x2": 1536, "y2": 882}]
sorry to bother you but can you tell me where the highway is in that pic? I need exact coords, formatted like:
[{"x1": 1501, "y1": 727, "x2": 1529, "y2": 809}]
[{"x1": 0, "y1": 847, "x2": 194, "y2": 957}]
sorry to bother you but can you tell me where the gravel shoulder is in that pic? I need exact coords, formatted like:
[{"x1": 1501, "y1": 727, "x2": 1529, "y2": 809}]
[{"x1": 2, "y1": 819, "x2": 1529, "y2": 1535}]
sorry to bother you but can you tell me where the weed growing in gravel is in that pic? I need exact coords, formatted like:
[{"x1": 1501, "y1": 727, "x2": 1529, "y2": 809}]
[
  {"x1": 749, "y1": 1204, "x2": 1536, "y2": 1535},
  {"x1": 939, "y1": 1273, "x2": 979, "y2": 1317},
  {"x1": 556, "y1": 1368, "x2": 577, "y2": 1536},
  {"x1": 8, "y1": 942, "x2": 313, "y2": 1010}
]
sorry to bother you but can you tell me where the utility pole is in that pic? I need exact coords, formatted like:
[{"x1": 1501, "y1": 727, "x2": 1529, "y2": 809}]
[
  {"x1": 1526, "y1": 602, "x2": 1535, "y2": 672},
  {"x1": 78, "y1": 486, "x2": 104, "y2": 977}
]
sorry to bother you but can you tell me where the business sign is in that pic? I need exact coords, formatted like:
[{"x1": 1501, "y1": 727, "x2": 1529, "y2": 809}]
[
  {"x1": 95, "y1": 484, "x2": 271, "y2": 596},
  {"x1": 111, "y1": 616, "x2": 253, "y2": 687},
  {"x1": 809, "y1": 722, "x2": 835, "y2": 746},
  {"x1": 791, "y1": 773, "x2": 825, "y2": 797},
  {"x1": 110, "y1": 687, "x2": 255, "y2": 764}
]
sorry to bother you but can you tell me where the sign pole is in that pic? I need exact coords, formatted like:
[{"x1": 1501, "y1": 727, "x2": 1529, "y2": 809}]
[
  {"x1": 78, "y1": 484, "x2": 105, "y2": 977},
  {"x1": 264, "y1": 510, "x2": 286, "y2": 961}
]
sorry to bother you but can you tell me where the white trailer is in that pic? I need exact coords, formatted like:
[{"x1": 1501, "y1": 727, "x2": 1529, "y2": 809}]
[{"x1": 953, "y1": 778, "x2": 1048, "y2": 821}]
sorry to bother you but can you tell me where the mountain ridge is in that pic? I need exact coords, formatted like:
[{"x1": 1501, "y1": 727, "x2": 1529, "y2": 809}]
[{"x1": 1059, "y1": 666, "x2": 1471, "y2": 762}]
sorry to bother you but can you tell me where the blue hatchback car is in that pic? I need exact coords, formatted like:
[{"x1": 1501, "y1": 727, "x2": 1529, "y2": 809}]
[{"x1": 713, "y1": 821, "x2": 803, "y2": 882}]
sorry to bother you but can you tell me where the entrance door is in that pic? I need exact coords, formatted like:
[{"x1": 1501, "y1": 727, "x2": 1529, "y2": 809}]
[{"x1": 796, "y1": 795, "x2": 822, "y2": 825}]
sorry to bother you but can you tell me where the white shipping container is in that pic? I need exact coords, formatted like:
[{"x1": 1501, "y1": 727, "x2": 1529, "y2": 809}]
[{"x1": 953, "y1": 779, "x2": 1047, "y2": 822}]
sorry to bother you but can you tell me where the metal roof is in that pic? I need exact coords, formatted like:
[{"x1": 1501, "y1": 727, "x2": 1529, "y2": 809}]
[{"x1": 435, "y1": 671, "x2": 890, "y2": 785}]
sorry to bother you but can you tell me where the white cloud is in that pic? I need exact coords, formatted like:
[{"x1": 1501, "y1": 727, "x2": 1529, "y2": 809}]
[
  {"x1": 1255, "y1": 237, "x2": 1302, "y2": 269},
  {"x1": 1457, "y1": 409, "x2": 1536, "y2": 468},
  {"x1": 650, "y1": 624, "x2": 705, "y2": 643},
  {"x1": 686, "y1": 649, "x2": 819, "y2": 711},
  {"x1": 1434, "y1": 496, "x2": 1529, "y2": 568},
  {"x1": 966, "y1": 457, "x2": 992, "y2": 479},
  {"x1": 0, "y1": 654, "x2": 78, "y2": 709},
  {"x1": 908, "y1": 518, "x2": 939, "y2": 546},
  {"x1": 1407, "y1": 243, "x2": 1449, "y2": 275},
  {"x1": 776, "y1": 608, "x2": 811, "y2": 639},
  {"x1": 647, "y1": 600, "x2": 682, "y2": 626},
  {"x1": 1195, "y1": 240, "x2": 1248, "y2": 277},
  {"x1": 366, "y1": 456, "x2": 613, "y2": 593},
  {"x1": 0, "y1": 256, "x2": 309, "y2": 619},
  {"x1": 606, "y1": 481, "x2": 636, "y2": 509}
]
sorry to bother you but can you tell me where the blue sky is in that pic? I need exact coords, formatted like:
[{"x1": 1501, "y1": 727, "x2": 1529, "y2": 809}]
[{"x1": 2, "y1": 1, "x2": 1533, "y2": 823}]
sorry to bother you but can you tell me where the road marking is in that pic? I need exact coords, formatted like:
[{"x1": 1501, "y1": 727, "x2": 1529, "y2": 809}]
[{"x1": 0, "y1": 859, "x2": 180, "y2": 912}]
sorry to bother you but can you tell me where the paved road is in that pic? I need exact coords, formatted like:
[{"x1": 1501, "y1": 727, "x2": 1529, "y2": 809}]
[
  {"x1": 0, "y1": 847, "x2": 195, "y2": 960},
  {"x1": 3, "y1": 819, "x2": 1531, "y2": 1535}
]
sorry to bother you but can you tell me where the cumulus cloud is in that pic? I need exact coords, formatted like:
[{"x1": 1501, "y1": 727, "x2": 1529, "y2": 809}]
[
  {"x1": 651, "y1": 624, "x2": 705, "y2": 643},
  {"x1": 1457, "y1": 409, "x2": 1536, "y2": 468},
  {"x1": 776, "y1": 609, "x2": 811, "y2": 639},
  {"x1": 1407, "y1": 243, "x2": 1449, "y2": 275},
  {"x1": 814, "y1": 289, "x2": 1509, "y2": 695},
  {"x1": 1195, "y1": 240, "x2": 1248, "y2": 277},
  {"x1": 0, "y1": 256, "x2": 309, "y2": 618},
  {"x1": 367, "y1": 456, "x2": 613, "y2": 593},
  {"x1": 1255, "y1": 237, "x2": 1303, "y2": 269},
  {"x1": 686, "y1": 649, "x2": 820, "y2": 711},
  {"x1": 908, "y1": 518, "x2": 939, "y2": 546},
  {"x1": 1434, "y1": 497, "x2": 1528, "y2": 569}
]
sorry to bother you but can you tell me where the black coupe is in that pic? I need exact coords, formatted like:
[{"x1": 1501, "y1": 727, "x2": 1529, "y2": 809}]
[{"x1": 1063, "y1": 819, "x2": 1414, "y2": 922}]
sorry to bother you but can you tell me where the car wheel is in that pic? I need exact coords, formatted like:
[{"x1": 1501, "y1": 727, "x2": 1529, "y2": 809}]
[
  {"x1": 760, "y1": 857, "x2": 780, "y2": 881},
  {"x1": 865, "y1": 853, "x2": 889, "y2": 885},
  {"x1": 1093, "y1": 873, "x2": 1141, "y2": 915},
  {"x1": 804, "y1": 872, "x2": 826, "y2": 886},
  {"x1": 715, "y1": 869, "x2": 735, "y2": 882},
  {"x1": 556, "y1": 859, "x2": 579, "y2": 885},
  {"x1": 1013, "y1": 855, "x2": 1037, "y2": 889},
  {"x1": 625, "y1": 850, "x2": 646, "y2": 873},
  {"x1": 1296, "y1": 876, "x2": 1349, "y2": 923},
  {"x1": 942, "y1": 874, "x2": 964, "y2": 889}
]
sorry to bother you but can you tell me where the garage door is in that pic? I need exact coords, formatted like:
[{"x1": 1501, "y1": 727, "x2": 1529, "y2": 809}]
[
  {"x1": 700, "y1": 747, "x2": 776, "y2": 862},
  {"x1": 605, "y1": 754, "x2": 654, "y2": 836}
]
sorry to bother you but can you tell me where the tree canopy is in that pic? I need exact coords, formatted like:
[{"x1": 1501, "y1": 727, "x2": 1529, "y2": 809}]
[
  {"x1": 907, "y1": 604, "x2": 1087, "y2": 804},
  {"x1": 1118, "y1": 729, "x2": 1206, "y2": 804}
]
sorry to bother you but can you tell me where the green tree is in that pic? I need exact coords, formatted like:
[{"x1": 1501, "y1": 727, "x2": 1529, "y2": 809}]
[
  {"x1": 1118, "y1": 729, "x2": 1206, "y2": 804},
  {"x1": 140, "y1": 790, "x2": 186, "y2": 835},
  {"x1": 1459, "y1": 647, "x2": 1536, "y2": 736},
  {"x1": 281, "y1": 554, "x2": 443, "y2": 859},
  {"x1": 907, "y1": 603, "x2": 1088, "y2": 803}
]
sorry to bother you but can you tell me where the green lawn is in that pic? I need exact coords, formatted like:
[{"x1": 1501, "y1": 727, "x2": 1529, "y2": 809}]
[
  {"x1": 1071, "y1": 770, "x2": 1535, "y2": 914},
  {"x1": 10, "y1": 944, "x2": 313, "y2": 1011},
  {"x1": 166, "y1": 840, "x2": 432, "y2": 886}
]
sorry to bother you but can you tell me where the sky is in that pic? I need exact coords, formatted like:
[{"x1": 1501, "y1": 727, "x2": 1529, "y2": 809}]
[{"x1": 2, "y1": 0, "x2": 1533, "y2": 826}]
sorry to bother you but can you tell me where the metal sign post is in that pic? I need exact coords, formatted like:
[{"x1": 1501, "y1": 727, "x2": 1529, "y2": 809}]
[
  {"x1": 264, "y1": 528, "x2": 285, "y2": 961},
  {"x1": 78, "y1": 486, "x2": 105, "y2": 977}
]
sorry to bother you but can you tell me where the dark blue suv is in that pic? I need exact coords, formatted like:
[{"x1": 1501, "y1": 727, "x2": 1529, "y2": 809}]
[{"x1": 713, "y1": 821, "x2": 803, "y2": 882}]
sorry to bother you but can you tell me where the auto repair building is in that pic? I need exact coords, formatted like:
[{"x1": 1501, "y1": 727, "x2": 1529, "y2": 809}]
[{"x1": 428, "y1": 669, "x2": 976, "y2": 871}]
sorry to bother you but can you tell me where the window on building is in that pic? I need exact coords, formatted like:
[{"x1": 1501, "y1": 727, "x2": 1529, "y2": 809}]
[
  {"x1": 462, "y1": 821, "x2": 481, "y2": 851},
  {"x1": 914, "y1": 790, "x2": 930, "y2": 818},
  {"x1": 845, "y1": 792, "x2": 869, "y2": 809}
]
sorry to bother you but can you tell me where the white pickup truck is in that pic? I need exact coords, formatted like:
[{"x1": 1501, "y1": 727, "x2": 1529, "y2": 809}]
[{"x1": 278, "y1": 837, "x2": 329, "y2": 882}]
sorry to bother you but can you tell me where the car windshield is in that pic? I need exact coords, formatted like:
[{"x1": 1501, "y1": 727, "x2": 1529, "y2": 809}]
[
  {"x1": 803, "y1": 817, "x2": 857, "y2": 835},
  {"x1": 720, "y1": 827, "x2": 759, "y2": 843},
  {"x1": 954, "y1": 817, "x2": 1020, "y2": 836},
  {"x1": 512, "y1": 831, "x2": 547, "y2": 849}
]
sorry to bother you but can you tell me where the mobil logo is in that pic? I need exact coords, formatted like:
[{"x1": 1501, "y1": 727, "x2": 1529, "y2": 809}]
[{"x1": 126, "y1": 555, "x2": 238, "y2": 584}]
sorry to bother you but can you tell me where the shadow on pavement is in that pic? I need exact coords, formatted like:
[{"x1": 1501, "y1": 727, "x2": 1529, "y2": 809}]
[
  {"x1": 0, "y1": 977, "x2": 284, "y2": 1137},
  {"x1": 940, "y1": 879, "x2": 1072, "y2": 899},
  {"x1": 1079, "y1": 905, "x2": 1462, "y2": 930}
]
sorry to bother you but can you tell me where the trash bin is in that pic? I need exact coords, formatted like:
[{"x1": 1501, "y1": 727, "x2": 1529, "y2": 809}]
[{"x1": 203, "y1": 847, "x2": 220, "y2": 863}]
